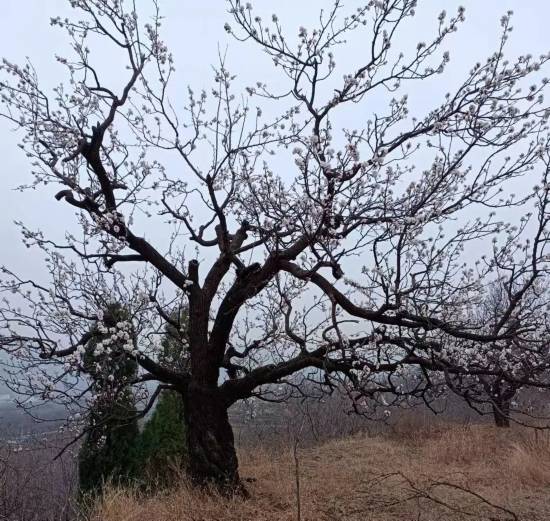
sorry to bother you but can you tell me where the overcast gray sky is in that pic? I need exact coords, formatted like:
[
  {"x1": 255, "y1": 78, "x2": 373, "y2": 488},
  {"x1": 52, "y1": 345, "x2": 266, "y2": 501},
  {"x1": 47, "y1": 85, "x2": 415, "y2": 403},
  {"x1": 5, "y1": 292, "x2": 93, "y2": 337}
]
[
  {"x1": 1, "y1": 1, "x2": 549, "y2": 280},
  {"x1": 0, "y1": 1, "x2": 549, "y2": 404}
]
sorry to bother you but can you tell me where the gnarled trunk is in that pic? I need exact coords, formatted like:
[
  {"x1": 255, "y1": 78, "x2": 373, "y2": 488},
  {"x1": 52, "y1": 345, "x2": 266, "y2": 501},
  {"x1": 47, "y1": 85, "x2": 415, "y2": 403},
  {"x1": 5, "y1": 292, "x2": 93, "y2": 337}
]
[
  {"x1": 183, "y1": 384, "x2": 242, "y2": 493},
  {"x1": 492, "y1": 397, "x2": 511, "y2": 428}
]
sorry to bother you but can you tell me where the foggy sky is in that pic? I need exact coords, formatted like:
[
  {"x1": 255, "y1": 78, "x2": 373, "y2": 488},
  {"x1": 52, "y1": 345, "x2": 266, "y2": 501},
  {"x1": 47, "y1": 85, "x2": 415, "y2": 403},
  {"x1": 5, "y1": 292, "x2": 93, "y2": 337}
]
[
  {"x1": 0, "y1": 1, "x2": 548, "y2": 400},
  {"x1": 0, "y1": 0, "x2": 548, "y2": 277}
]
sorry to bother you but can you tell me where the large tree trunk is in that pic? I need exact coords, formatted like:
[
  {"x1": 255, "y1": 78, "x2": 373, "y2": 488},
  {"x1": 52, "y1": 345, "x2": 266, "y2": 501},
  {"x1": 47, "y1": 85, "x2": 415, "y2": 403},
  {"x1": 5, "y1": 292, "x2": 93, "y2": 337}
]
[
  {"x1": 492, "y1": 397, "x2": 511, "y2": 428},
  {"x1": 183, "y1": 384, "x2": 243, "y2": 494}
]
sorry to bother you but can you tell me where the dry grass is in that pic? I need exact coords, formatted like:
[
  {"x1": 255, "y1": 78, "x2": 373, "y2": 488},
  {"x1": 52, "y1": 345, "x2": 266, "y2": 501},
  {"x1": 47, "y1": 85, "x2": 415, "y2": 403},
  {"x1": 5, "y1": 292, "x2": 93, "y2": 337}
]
[{"x1": 89, "y1": 423, "x2": 550, "y2": 521}]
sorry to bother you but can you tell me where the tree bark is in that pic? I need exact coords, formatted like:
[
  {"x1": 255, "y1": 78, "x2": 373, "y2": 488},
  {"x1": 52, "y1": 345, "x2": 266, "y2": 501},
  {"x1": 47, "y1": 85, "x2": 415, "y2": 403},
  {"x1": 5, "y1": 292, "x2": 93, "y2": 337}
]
[
  {"x1": 492, "y1": 397, "x2": 511, "y2": 428},
  {"x1": 183, "y1": 384, "x2": 243, "y2": 494}
]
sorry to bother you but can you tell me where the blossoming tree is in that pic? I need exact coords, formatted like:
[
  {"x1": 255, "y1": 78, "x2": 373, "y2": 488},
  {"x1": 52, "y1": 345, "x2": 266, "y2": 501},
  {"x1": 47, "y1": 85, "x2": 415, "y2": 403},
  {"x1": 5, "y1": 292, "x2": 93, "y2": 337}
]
[
  {"x1": 431, "y1": 278, "x2": 550, "y2": 427},
  {"x1": 1, "y1": 0, "x2": 550, "y2": 491}
]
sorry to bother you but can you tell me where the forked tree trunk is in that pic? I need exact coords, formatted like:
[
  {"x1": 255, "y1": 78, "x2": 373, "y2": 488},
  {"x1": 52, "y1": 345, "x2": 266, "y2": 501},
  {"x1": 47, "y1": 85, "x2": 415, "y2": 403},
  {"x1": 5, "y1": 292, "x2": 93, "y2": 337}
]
[
  {"x1": 492, "y1": 397, "x2": 511, "y2": 428},
  {"x1": 183, "y1": 384, "x2": 243, "y2": 493}
]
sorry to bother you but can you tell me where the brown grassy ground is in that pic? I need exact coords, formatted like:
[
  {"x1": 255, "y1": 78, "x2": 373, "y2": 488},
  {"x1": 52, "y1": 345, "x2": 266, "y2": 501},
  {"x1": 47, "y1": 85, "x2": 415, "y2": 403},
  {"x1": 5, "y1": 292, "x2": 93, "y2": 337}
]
[{"x1": 90, "y1": 423, "x2": 550, "y2": 521}]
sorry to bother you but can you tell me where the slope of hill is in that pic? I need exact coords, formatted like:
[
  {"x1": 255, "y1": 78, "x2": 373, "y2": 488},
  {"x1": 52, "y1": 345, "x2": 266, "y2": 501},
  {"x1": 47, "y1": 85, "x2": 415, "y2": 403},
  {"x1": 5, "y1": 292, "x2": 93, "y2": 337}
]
[{"x1": 90, "y1": 423, "x2": 550, "y2": 521}]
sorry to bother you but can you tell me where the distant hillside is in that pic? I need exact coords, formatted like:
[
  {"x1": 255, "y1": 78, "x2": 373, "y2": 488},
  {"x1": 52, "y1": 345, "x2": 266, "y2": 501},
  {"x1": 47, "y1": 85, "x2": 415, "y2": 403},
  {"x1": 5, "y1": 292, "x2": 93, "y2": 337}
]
[{"x1": 0, "y1": 400, "x2": 68, "y2": 439}]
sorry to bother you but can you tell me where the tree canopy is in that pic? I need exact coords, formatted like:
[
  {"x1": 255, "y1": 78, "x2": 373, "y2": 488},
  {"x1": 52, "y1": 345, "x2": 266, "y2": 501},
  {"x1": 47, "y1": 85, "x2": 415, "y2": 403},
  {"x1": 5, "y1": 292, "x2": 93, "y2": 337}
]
[{"x1": 0, "y1": 0, "x2": 549, "y2": 490}]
